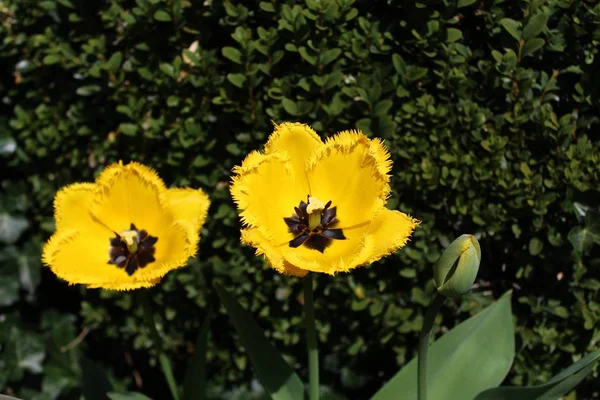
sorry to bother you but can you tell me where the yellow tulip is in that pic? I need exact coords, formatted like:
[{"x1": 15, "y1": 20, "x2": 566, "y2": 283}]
[
  {"x1": 42, "y1": 162, "x2": 210, "y2": 290},
  {"x1": 230, "y1": 122, "x2": 419, "y2": 276}
]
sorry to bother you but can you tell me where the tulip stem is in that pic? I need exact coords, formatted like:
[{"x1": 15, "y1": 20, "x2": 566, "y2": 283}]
[
  {"x1": 304, "y1": 274, "x2": 319, "y2": 400},
  {"x1": 418, "y1": 293, "x2": 446, "y2": 400},
  {"x1": 141, "y1": 290, "x2": 180, "y2": 400}
]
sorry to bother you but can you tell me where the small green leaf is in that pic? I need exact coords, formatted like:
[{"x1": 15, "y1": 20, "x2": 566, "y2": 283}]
[
  {"x1": 457, "y1": 0, "x2": 477, "y2": 7},
  {"x1": 446, "y1": 28, "x2": 463, "y2": 42},
  {"x1": 528, "y1": 237, "x2": 544, "y2": 256},
  {"x1": 222, "y1": 47, "x2": 243, "y2": 64},
  {"x1": 259, "y1": 1, "x2": 275, "y2": 12},
  {"x1": 371, "y1": 293, "x2": 515, "y2": 400},
  {"x1": 119, "y1": 123, "x2": 139, "y2": 137},
  {"x1": 522, "y1": 13, "x2": 548, "y2": 40},
  {"x1": 567, "y1": 226, "x2": 597, "y2": 253},
  {"x1": 227, "y1": 73, "x2": 246, "y2": 88},
  {"x1": 182, "y1": 314, "x2": 210, "y2": 400},
  {"x1": 522, "y1": 38, "x2": 545, "y2": 57},
  {"x1": 153, "y1": 10, "x2": 171, "y2": 21},
  {"x1": 76, "y1": 85, "x2": 101, "y2": 96},
  {"x1": 500, "y1": 18, "x2": 522, "y2": 40},
  {"x1": 0, "y1": 214, "x2": 29, "y2": 244},
  {"x1": 105, "y1": 51, "x2": 123, "y2": 73},
  {"x1": 81, "y1": 357, "x2": 113, "y2": 400},
  {"x1": 107, "y1": 393, "x2": 153, "y2": 400},
  {"x1": 42, "y1": 54, "x2": 61, "y2": 65},
  {"x1": 474, "y1": 349, "x2": 600, "y2": 399},
  {"x1": 215, "y1": 283, "x2": 304, "y2": 400},
  {"x1": 320, "y1": 48, "x2": 342, "y2": 65},
  {"x1": 298, "y1": 47, "x2": 317, "y2": 65},
  {"x1": 282, "y1": 98, "x2": 299, "y2": 116}
]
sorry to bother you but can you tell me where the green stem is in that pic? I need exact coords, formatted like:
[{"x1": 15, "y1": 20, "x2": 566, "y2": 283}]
[
  {"x1": 141, "y1": 290, "x2": 180, "y2": 400},
  {"x1": 304, "y1": 274, "x2": 319, "y2": 400},
  {"x1": 417, "y1": 293, "x2": 446, "y2": 400}
]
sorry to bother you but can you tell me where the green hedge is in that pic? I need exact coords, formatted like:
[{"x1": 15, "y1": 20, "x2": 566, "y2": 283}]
[{"x1": 1, "y1": 0, "x2": 600, "y2": 398}]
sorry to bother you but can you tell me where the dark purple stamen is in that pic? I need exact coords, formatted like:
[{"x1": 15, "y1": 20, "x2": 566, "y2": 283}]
[
  {"x1": 284, "y1": 196, "x2": 346, "y2": 253},
  {"x1": 108, "y1": 223, "x2": 158, "y2": 276}
]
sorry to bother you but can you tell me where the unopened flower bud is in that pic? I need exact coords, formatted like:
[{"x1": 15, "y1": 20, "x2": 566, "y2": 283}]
[{"x1": 434, "y1": 234, "x2": 481, "y2": 297}]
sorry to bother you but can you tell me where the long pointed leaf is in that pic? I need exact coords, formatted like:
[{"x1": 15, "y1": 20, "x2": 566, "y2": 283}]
[
  {"x1": 215, "y1": 283, "x2": 304, "y2": 400},
  {"x1": 371, "y1": 292, "x2": 514, "y2": 400},
  {"x1": 81, "y1": 357, "x2": 113, "y2": 400},
  {"x1": 474, "y1": 349, "x2": 600, "y2": 399},
  {"x1": 182, "y1": 312, "x2": 210, "y2": 400},
  {"x1": 107, "y1": 393, "x2": 154, "y2": 400}
]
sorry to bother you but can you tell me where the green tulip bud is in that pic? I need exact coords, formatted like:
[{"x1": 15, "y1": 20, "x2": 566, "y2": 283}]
[{"x1": 434, "y1": 234, "x2": 481, "y2": 298}]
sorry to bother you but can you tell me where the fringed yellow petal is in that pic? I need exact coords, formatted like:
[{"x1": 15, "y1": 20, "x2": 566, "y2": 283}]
[
  {"x1": 230, "y1": 151, "x2": 302, "y2": 241},
  {"x1": 344, "y1": 208, "x2": 419, "y2": 271},
  {"x1": 91, "y1": 161, "x2": 171, "y2": 234},
  {"x1": 53, "y1": 183, "x2": 96, "y2": 231},
  {"x1": 306, "y1": 130, "x2": 392, "y2": 229},
  {"x1": 43, "y1": 161, "x2": 207, "y2": 290},
  {"x1": 165, "y1": 188, "x2": 211, "y2": 230},
  {"x1": 241, "y1": 228, "x2": 308, "y2": 277},
  {"x1": 264, "y1": 122, "x2": 322, "y2": 195}
]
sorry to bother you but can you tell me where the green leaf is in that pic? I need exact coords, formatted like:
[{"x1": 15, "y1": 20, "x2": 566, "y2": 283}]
[
  {"x1": 0, "y1": 396, "x2": 25, "y2": 400},
  {"x1": 282, "y1": 98, "x2": 299, "y2": 116},
  {"x1": 81, "y1": 357, "x2": 113, "y2": 400},
  {"x1": 457, "y1": 0, "x2": 477, "y2": 7},
  {"x1": 371, "y1": 293, "x2": 514, "y2": 400},
  {"x1": 0, "y1": 276, "x2": 19, "y2": 306},
  {"x1": 474, "y1": 349, "x2": 600, "y2": 399},
  {"x1": 227, "y1": 73, "x2": 246, "y2": 88},
  {"x1": 320, "y1": 48, "x2": 342, "y2": 65},
  {"x1": 0, "y1": 136, "x2": 17, "y2": 155},
  {"x1": 153, "y1": 10, "x2": 171, "y2": 21},
  {"x1": 522, "y1": 13, "x2": 548, "y2": 40},
  {"x1": 446, "y1": 28, "x2": 463, "y2": 43},
  {"x1": 259, "y1": 2, "x2": 276, "y2": 12},
  {"x1": 0, "y1": 214, "x2": 29, "y2": 244},
  {"x1": 215, "y1": 283, "x2": 304, "y2": 400},
  {"x1": 107, "y1": 393, "x2": 153, "y2": 400},
  {"x1": 567, "y1": 226, "x2": 597, "y2": 253},
  {"x1": 105, "y1": 51, "x2": 123, "y2": 73},
  {"x1": 500, "y1": 18, "x2": 522, "y2": 40},
  {"x1": 76, "y1": 85, "x2": 101, "y2": 96},
  {"x1": 222, "y1": 47, "x2": 243, "y2": 64},
  {"x1": 584, "y1": 210, "x2": 600, "y2": 243},
  {"x1": 159, "y1": 354, "x2": 180, "y2": 400},
  {"x1": 118, "y1": 123, "x2": 139, "y2": 137},
  {"x1": 42, "y1": 54, "x2": 61, "y2": 65},
  {"x1": 182, "y1": 314, "x2": 210, "y2": 400},
  {"x1": 522, "y1": 38, "x2": 545, "y2": 57},
  {"x1": 298, "y1": 47, "x2": 317, "y2": 65},
  {"x1": 528, "y1": 237, "x2": 544, "y2": 256}
]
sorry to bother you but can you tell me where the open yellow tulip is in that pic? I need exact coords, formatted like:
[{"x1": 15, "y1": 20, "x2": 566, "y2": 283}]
[
  {"x1": 230, "y1": 122, "x2": 419, "y2": 276},
  {"x1": 42, "y1": 162, "x2": 210, "y2": 290}
]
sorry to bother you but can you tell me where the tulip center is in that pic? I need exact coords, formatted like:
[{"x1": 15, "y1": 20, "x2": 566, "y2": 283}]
[
  {"x1": 284, "y1": 195, "x2": 346, "y2": 253},
  {"x1": 108, "y1": 223, "x2": 158, "y2": 276}
]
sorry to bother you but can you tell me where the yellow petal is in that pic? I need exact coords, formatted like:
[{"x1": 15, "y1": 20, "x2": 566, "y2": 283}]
[
  {"x1": 307, "y1": 130, "x2": 392, "y2": 229},
  {"x1": 230, "y1": 151, "x2": 303, "y2": 241},
  {"x1": 165, "y1": 188, "x2": 211, "y2": 230},
  {"x1": 43, "y1": 220, "x2": 196, "y2": 290},
  {"x1": 349, "y1": 208, "x2": 419, "y2": 269},
  {"x1": 275, "y1": 209, "x2": 418, "y2": 275},
  {"x1": 264, "y1": 122, "x2": 323, "y2": 195},
  {"x1": 91, "y1": 162, "x2": 171, "y2": 234},
  {"x1": 241, "y1": 228, "x2": 308, "y2": 277},
  {"x1": 53, "y1": 183, "x2": 96, "y2": 231}
]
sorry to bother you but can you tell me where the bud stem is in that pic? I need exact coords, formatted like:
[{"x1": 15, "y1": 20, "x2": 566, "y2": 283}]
[{"x1": 418, "y1": 293, "x2": 446, "y2": 400}]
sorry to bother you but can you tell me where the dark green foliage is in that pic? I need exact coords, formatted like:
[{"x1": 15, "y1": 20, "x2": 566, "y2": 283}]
[{"x1": 1, "y1": 0, "x2": 600, "y2": 398}]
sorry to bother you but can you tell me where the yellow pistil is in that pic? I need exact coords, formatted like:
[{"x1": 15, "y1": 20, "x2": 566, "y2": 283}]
[
  {"x1": 119, "y1": 230, "x2": 138, "y2": 254},
  {"x1": 306, "y1": 196, "x2": 326, "y2": 230}
]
